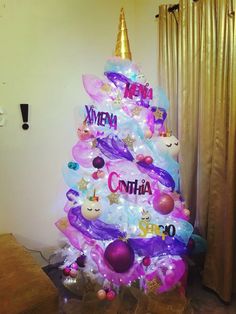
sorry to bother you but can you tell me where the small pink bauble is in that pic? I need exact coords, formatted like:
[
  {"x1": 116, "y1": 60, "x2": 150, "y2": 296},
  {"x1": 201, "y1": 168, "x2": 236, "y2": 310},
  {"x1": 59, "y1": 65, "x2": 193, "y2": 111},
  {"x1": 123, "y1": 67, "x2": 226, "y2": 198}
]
[
  {"x1": 63, "y1": 267, "x2": 71, "y2": 276},
  {"x1": 70, "y1": 262, "x2": 79, "y2": 270},
  {"x1": 92, "y1": 171, "x2": 99, "y2": 180},
  {"x1": 69, "y1": 269, "x2": 78, "y2": 278},
  {"x1": 97, "y1": 289, "x2": 107, "y2": 300},
  {"x1": 136, "y1": 154, "x2": 144, "y2": 161},
  {"x1": 106, "y1": 290, "x2": 116, "y2": 301},
  {"x1": 144, "y1": 156, "x2": 153, "y2": 164},
  {"x1": 142, "y1": 256, "x2": 151, "y2": 267},
  {"x1": 97, "y1": 170, "x2": 105, "y2": 178}
]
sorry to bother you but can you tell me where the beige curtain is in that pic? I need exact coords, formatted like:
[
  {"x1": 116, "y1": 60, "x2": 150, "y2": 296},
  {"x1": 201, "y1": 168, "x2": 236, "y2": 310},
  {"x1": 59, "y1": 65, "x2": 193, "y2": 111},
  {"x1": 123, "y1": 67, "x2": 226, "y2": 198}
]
[{"x1": 157, "y1": 0, "x2": 236, "y2": 302}]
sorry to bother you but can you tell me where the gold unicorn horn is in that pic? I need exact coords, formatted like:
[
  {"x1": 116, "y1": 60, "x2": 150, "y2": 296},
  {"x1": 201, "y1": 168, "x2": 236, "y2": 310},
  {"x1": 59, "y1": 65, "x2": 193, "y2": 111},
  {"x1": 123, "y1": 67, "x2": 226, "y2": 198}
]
[{"x1": 114, "y1": 8, "x2": 132, "y2": 60}]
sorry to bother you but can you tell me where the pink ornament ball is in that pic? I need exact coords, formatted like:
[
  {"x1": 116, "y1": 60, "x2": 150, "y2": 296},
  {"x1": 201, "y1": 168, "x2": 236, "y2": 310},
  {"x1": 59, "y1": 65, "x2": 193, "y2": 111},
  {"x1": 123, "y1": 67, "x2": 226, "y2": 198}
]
[
  {"x1": 63, "y1": 267, "x2": 71, "y2": 276},
  {"x1": 144, "y1": 156, "x2": 153, "y2": 164},
  {"x1": 70, "y1": 262, "x2": 79, "y2": 270},
  {"x1": 92, "y1": 171, "x2": 99, "y2": 180},
  {"x1": 106, "y1": 290, "x2": 116, "y2": 301},
  {"x1": 97, "y1": 170, "x2": 105, "y2": 178},
  {"x1": 142, "y1": 256, "x2": 151, "y2": 267},
  {"x1": 136, "y1": 154, "x2": 144, "y2": 161},
  {"x1": 153, "y1": 193, "x2": 174, "y2": 215},
  {"x1": 69, "y1": 269, "x2": 78, "y2": 278},
  {"x1": 97, "y1": 289, "x2": 107, "y2": 300}
]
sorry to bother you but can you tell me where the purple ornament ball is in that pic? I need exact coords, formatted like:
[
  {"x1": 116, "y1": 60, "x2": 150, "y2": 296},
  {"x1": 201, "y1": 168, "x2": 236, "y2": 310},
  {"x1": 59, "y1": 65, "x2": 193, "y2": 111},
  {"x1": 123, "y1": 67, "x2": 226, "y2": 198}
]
[
  {"x1": 152, "y1": 193, "x2": 174, "y2": 215},
  {"x1": 93, "y1": 156, "x2": 105, "y2": 169},
  {"x1": 76, "y1": 254, "x2": 86, "y2": 267},
  {"x1": 104, "y1": 240, "x2": 134, "y2": 273}
]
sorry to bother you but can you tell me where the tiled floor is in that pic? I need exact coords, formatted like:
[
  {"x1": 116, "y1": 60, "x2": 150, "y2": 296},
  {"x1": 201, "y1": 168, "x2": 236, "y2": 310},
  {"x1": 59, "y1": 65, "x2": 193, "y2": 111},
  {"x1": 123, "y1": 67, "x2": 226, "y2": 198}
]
[{"x1": 43, "y1": 264, "x2": 236, "y2": 313}]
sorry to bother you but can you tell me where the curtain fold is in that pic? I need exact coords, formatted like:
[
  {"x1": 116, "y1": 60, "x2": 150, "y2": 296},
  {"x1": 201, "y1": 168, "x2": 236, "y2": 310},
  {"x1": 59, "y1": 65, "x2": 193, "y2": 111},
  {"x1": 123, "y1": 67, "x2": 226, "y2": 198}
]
[{"x1": 157, "y1": 0, "x2": 236, "y2": 302}]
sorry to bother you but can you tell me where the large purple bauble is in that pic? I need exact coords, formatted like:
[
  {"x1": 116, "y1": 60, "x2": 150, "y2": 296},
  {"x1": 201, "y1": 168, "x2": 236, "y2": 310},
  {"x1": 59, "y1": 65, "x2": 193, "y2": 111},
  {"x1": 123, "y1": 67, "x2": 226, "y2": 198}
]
[{"x1": 104, "y1": 240, "x2": 134, "y2": 273}]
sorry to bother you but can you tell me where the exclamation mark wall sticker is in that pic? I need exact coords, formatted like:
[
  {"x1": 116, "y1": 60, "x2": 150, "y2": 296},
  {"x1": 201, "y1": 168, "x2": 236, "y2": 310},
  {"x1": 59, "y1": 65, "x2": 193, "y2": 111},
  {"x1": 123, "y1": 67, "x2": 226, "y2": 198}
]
[{"x1": 20, "y1": 104, "x2": 29, "y2": 130}]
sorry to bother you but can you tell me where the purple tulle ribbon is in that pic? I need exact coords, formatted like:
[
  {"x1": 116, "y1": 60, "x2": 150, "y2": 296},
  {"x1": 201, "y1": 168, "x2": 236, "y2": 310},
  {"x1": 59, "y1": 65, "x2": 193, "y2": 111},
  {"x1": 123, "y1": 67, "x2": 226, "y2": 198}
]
[
  {"x1": 97, "y1": 135, "x2": 175, "y2": 190},
  {"x1": 104, "y1": 71, "x2": 130, "y2": 88},
  {"x1": 137, "y1": 161, "x2": 175, "y2": 190},
  {"x1": 68, "y1": 206, "x2": 126, "y2": 240},
  {"x1": 128, "y1": 236, "x2": 186, "y2": 257},
  {"x1": 97, "y1": 135, "x2": 134, "y2": 161}
]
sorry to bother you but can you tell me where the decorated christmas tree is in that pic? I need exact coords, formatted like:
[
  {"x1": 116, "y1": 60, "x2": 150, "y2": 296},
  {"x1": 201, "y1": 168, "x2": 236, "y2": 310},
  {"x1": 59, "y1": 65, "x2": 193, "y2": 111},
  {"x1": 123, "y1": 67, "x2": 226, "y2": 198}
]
[{"x1": 56, "y1": 8, "x2": 195, "y2": 302}]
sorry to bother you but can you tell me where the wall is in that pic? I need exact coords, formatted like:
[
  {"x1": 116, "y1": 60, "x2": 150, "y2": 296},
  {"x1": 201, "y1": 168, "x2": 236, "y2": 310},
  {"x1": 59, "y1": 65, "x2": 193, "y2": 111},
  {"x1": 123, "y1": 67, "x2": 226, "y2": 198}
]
[{"x1": 0, "y1": 0, "x2": 173, "y2": 265}]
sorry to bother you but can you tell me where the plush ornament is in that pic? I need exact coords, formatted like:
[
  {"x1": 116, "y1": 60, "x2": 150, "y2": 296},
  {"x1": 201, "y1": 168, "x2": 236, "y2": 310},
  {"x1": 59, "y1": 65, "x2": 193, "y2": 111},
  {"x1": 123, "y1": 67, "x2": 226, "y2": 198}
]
[
  {"x1": 81, "y1": 191, "x2": 102, "y2": 220},
  {"x1": 77, "y1": 122, "x2": 93, "y2": 141},
  {"x1": 141, "y1": 209, "x2": 151, "y2": 222},
  {"x1": 63, "y1": 267, "x2": 71, "y2": 276},
  {"x1": 106, "y1": 290, "x2": 116, "y2": 301},
  {"x1": 156, "y1": 134, "x2": 180, "y2": 158},
  {"x1": 97, "y1": 289, "x2": 107, "y2": 300},
  {"x1": 104, "y1": 239, "x2": 134, "y2": 273},
  {"x1": 69, "y1": 269, "x2": 78, "y2": 278},
  {"x1": 142, "y1": 256, "x2": 151, "y2": 267},
  {"x1": 153, "y1": 193, "x2": 174, "y2": 215},
  {"x1": 76, "y1": 254, "x2": 86, "y2": 267},
  {"x1": 92, "y1": 156, "x2": 105, "y2": 169}
]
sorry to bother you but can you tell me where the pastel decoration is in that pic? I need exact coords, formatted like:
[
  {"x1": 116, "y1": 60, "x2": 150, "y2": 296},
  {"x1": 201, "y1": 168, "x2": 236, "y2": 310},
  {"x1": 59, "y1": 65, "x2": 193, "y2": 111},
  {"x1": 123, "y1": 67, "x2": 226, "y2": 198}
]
[
  {"x1": 72, "y1": 141, "x2": 99, "y2": 168},
  {"x1": 82, "y1": 74, "x2": 112, "y2": 102},
  {"x1": 156, "y1": 135, "x2": 180, "y2": 158},
  {"x1": 81, "y1": 195, "x2": 102, "y2": 220},
  {"x1": 77, "y1": 122, "x2": 94, "y2": 141}
]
